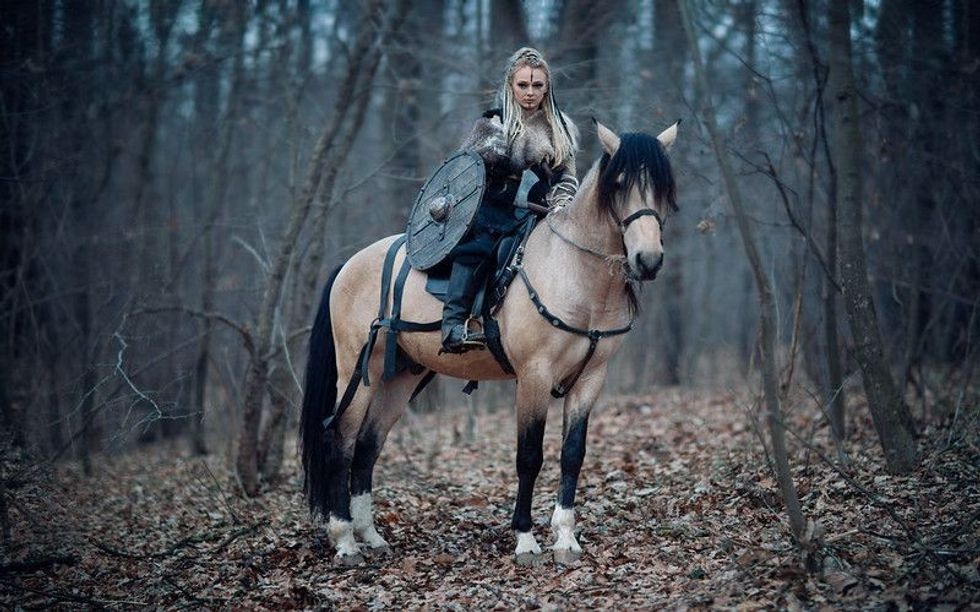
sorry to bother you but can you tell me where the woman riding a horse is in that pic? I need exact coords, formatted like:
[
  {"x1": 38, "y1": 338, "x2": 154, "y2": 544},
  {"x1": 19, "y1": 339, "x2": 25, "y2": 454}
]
[
  {"x1": 301, "y1": 46, "x2": 679, "y2": 566},
  {"x1": 442, "y1": 47, "x2": 579, "y2": 353}
]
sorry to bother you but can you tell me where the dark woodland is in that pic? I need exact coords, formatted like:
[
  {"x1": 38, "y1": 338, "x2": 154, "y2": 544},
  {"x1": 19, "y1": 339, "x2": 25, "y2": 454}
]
[{"x1": 1, "y1": 0, "x2": 978, "y2": 608}]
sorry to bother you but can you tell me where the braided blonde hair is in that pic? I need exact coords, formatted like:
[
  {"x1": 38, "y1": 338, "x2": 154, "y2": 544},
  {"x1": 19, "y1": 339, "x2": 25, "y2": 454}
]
[{"x1": 499, "y1": 47, "x2": 577, "y2": 167}]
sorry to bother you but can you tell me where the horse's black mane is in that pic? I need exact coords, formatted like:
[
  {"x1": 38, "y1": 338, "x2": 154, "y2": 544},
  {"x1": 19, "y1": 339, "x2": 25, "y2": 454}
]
[
  {"x1": 595, "y1": 131, "x2": 677, "y2": 314},
  {"x1": 597, "y1": 132, "x2": 677, "y2": 220}
]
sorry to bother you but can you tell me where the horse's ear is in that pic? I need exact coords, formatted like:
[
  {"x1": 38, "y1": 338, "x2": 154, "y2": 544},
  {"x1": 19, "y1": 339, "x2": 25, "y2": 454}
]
[
  {"x1": 593, "y1": 118, "x2": 621, "y2": 156},
  {"x1": 656, "y1": 119, "x2": 680, "y2": 151}
]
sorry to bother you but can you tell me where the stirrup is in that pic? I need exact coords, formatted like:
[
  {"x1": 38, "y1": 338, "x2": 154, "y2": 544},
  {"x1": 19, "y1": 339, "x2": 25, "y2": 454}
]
[
  {"x1": 441, "y1": 318, "x2": 486, "y2": 355},
  {"x1": 461, "y1": 316, "x2": 486, "y2": 347}
]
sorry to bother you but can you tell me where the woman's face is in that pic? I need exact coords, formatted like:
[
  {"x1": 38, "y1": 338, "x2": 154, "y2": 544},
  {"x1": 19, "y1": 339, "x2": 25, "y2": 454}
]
[{"x1": 511, "y1": 65, "x2": 548, "y2": 112}]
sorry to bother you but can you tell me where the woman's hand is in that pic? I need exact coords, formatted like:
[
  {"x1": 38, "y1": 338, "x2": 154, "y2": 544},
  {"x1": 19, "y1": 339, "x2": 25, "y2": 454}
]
[{"x1": 486, "y1": 116, "x2": 508, "y2": 157}]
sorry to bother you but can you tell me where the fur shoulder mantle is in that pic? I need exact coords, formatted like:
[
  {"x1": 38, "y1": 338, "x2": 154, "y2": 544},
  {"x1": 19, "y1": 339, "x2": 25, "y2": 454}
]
[{"x1": 460, "y1": 109, "x2": 578, "y2": 174}]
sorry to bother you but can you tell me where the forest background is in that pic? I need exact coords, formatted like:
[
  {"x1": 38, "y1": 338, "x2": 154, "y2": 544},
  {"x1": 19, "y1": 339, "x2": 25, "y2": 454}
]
[{"x1": 1, "y1": 0, "x2": 978, "y2": 607}]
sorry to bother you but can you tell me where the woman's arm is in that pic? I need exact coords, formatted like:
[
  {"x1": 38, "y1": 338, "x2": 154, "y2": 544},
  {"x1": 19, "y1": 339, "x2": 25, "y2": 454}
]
[
  {"x1": 546, "y1": 113, "x2": 580, "y2": 208},
  {"x1": 459, "y1": 114, "x2": 509, "y2": 173}
]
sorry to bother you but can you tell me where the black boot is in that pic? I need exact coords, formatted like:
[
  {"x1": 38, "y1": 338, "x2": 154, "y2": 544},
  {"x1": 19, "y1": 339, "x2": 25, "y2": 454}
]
[{"x1": 441, "y1": 260, "x2": 486, "y2": 354}]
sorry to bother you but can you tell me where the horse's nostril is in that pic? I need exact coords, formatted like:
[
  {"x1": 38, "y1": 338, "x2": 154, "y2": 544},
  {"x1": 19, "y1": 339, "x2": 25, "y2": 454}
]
[{"x1": 638, "y1": 252, "x2": 663, "y2": 277}]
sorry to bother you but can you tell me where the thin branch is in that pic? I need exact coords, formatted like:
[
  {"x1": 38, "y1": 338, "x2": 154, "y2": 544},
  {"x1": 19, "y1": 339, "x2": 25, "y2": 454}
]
[
  {"x1": 231, "y1": 235, "x2": 271, "y2": 272},
  {"x1": 128, "y1": 306, "x2": 253, "y2": 353}
]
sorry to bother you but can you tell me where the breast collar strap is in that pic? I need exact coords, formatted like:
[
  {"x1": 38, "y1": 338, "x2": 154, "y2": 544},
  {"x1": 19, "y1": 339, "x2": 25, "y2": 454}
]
[{"x1": 513, "y1": 261, "x2": 633, "y2": 398}]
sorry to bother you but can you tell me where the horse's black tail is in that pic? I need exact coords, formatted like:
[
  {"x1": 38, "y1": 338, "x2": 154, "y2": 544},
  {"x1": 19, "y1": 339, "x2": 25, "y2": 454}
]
[{"x1": 300, "y1": 264, "x2": 344, "y2": 519}]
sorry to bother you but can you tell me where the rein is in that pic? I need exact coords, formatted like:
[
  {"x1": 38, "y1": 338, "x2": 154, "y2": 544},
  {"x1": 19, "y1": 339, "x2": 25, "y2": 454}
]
[
  {"x1": 546, "y1": 205, "x2": 664, "y2": 260},
  {"x1": 545, "y1": 203, "x2": 665, "y2": 279}
]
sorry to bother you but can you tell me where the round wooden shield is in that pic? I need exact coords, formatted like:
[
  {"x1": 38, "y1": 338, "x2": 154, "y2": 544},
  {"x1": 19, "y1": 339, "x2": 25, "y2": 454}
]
[{"x1": 406, "y1": 151, "x2": 486, "y2": 270}]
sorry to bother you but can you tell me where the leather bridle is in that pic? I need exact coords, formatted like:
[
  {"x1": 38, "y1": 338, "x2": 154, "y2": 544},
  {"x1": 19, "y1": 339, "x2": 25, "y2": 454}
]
[
  {"x1": 546, "y1": 203, "x2": 666, "y2": 263},
  {"x1": 617, "y1": 207, "x2": 665, "y2": 234}
]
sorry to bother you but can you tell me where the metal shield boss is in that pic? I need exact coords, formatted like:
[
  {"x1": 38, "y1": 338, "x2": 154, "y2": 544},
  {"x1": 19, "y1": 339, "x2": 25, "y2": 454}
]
[{"x1": 406, "y1": 151, "x2": 486, "y2": 270}]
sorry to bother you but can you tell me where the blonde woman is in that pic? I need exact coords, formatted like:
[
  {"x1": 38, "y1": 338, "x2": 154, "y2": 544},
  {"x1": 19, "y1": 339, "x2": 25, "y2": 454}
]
[{"x1": 442, "y1": 47, "x2": 579, "y2": 353}]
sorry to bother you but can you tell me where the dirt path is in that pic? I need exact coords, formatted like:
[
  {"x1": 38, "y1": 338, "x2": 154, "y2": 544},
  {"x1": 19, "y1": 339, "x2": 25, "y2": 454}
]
[{"x1": 2, "y1": 387, "x2": 978, "y2": 608}]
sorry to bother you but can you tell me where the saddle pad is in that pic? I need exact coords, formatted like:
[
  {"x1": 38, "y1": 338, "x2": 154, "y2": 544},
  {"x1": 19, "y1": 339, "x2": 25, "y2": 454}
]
[{"x1": 423, "y1": 226, "x2": 528, "y2": 306}]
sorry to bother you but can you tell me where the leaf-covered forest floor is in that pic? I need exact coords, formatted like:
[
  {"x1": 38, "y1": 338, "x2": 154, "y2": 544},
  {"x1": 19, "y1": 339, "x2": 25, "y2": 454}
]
[{"x1": 2, "y1": 385, "x2": 978, "y2": 609}]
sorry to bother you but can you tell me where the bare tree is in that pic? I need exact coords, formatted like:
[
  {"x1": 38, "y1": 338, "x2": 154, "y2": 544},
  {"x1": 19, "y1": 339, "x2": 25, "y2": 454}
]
[
  {"x1": 678, "y1": 0, "x2": 811, "y2": 559},
  {"x1": 190, "y1": 1, "x2": 247, "y2": 456},
  {"x1": 236, "y1": 0, "x2": 407, "y2": 495},
  {"x1": 827, "y1": 0, "x2": 917, "y2": 473}
]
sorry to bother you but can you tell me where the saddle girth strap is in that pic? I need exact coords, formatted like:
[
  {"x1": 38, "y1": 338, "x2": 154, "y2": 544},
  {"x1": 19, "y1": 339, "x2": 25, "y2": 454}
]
[
  {"x1": 483, "y1": 316, "x2": 514, "y2": 375},
  {"x1": 515, "y1": 265, "x2": 633, "y2": 398},
  {"x1": 384, "y1": 258, "x2": 414, "y2": 381},
  {"x1": 359, "y1": 235, "x2": 407, "y2": 387},
  {"x1": 324, "y1": 341, "x2": 370, "y2": 430},
  {"x1": 327, "y1": 235, "x2": 439, "y2": 431}
]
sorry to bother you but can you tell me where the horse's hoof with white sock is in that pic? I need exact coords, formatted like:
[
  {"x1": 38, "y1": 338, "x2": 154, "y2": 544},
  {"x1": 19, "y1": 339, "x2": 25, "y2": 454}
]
[
  {"x1": 349, "y1": 494, "x2": 390, "y2": 558},
  {"x1": 551, "y1": 505, "x2": 583, "y2": 565},
  {"x1": 514, "y1": 531, "x2": 546, "y2": 566},
  {"x1": 553, "y1": 547, "x2": 582, "y2": 565},
  {"x1": 327, "y1": 517, "x2": 364, "y2": 565},
  {"x1": 334, "y1": 551, "x2": 365, "y2": 566}
]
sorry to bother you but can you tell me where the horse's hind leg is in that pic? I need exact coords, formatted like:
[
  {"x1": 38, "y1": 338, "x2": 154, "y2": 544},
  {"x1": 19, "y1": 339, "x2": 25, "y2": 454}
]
[
  {"x1": 551, "y1": 367, "x2": 607, "y2": 565},
  {"x1": 350, "y1": 370, "x2": 426, "y2": 553},
  {"x1": 324, "y1": 373, "x2": 376, "y2": 565}
]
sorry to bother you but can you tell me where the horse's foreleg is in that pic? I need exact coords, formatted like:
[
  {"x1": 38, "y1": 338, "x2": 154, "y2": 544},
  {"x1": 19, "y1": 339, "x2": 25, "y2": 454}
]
[
  {"x1": 512, "y1": 380, "x2": 550, "y2": 566},
  {"x1": 551, "y1": 368, "x2": 605, "y2": 564},
  {"x1": 350, "y1": 371, "x2": 424, "y2": 553}
]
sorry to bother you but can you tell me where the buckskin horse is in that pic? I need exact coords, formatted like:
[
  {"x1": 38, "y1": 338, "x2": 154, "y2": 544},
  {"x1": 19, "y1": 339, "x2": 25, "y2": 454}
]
[{"x1": 300, "y1": 120, "x2": 678, "y2": 565}]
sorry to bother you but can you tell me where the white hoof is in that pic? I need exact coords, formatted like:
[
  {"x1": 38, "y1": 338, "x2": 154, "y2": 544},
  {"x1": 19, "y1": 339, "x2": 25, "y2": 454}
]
[
  {"x1": 356, "y1": 526, "x2": 390, "y2": 550},
  {"x1": 514, "y1": 531, "x2": 544, "y2": 565},
  {"x1": 327, "y1": 516, "x2": 362, "y2": 561},
  {"x1": 351, "y1": 493, "x2": 389, "y2": 551},
  {"x1": 334, "y1": 551, "x2": 365, "y2": 566},
  {"x1": 551, "y1": 505, "x2": 583, "y2": 564},
  {"x1": 553, "y1": 547, "x2": 582, "y2": 565},
  {"x1": 515, "y1": 551, "x2": 547, "y2": 566}
]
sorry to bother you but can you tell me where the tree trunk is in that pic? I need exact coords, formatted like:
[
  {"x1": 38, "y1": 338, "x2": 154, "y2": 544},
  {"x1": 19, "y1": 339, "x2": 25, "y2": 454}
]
[
  {"x1": 191, "y1": 1, "x2": 246, "y2": 456},
  {"x1": 257, "y1": 364, "x2": 292, "y2": 485},
  {"x1": 794, "y1": 0, "x2": 848, "y2": 452},
  {"x1": 826, "y1": 0, "x2": 917, "y2": 473},
  {"x1": 236, "y1": 0, "x2": 404, "y2": 495},
  {"x1": 678, "y1": 0, "x2": 810, "y2": 558},
  {"x1": 653, "y1": 0, "x2": 687, "y2": 386}
]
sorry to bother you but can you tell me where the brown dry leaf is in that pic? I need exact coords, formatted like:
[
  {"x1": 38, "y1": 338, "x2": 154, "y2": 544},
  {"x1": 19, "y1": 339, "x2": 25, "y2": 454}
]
[
  {"x1": 433, "y1": 552, "x2": 455, "y2": 566},
  {"x1": 3, "y1": 387, "x2": 977, "y2": 609},
  {"x1": 824, "y1": 570, "x2": 859, "y2": 594}
]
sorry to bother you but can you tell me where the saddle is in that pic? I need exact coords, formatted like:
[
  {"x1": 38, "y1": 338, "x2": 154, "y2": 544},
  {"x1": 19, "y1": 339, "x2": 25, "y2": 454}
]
[
  {"x1": 339, "y1": 217, "x2": 535, "y2": 409},
  {"x1": 422, "y1": 219, "x2": 531, "y2": 314}
]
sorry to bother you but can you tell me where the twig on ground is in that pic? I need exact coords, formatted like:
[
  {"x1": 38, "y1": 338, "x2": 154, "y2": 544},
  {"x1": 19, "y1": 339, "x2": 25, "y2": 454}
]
[
  {"x1": 200, "y1": 459, "x2": 242, "y2": 524},
  {"x1": 0, "y1": 554, "x2": 78, "y2": 575},
  {"x1": 0, "y1": 578, "x2": 147, "y2": 607}
]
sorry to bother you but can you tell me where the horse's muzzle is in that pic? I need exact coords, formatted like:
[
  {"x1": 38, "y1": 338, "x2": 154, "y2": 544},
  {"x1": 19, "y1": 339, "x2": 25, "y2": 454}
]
[{"x1": 632, "y1": 251, "x2": 664, "y2": 281}]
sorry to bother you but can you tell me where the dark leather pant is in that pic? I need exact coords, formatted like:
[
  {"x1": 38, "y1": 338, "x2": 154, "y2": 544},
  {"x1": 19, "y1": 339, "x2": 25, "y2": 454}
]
[
  {"x1": 444, "y1": 229, "x2": 495, "y2": 314},
  {"x1": 441, "y1": 228, "x2": 497, "y2": 343}
]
